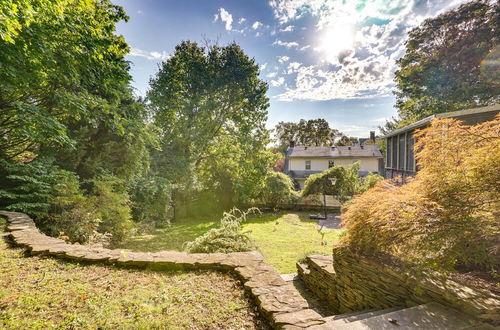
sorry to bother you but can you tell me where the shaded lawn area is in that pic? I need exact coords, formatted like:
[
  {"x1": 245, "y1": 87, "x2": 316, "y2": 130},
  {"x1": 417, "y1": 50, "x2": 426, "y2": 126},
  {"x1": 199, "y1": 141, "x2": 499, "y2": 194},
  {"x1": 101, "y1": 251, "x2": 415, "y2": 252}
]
[
  {"x1": 117, "y1": 211, "x2": 344, "y2": 274},
  {"x1": 0, "y1": 220, "x2": 265, "y2": 329},
  {"x1": 116, "y1": 217, "x2": 218, "y2": 251}
]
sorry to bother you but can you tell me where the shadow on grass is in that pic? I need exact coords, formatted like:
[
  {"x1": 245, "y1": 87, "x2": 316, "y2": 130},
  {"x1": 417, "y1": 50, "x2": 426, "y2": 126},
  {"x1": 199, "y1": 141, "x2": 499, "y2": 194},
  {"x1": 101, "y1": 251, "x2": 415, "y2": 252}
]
[
  {"x1": 115, "y1": 211, "x2": 344, "y2": 274},
  {"x1": 244, "y1": 211, "x2": 319, "y2": 225},
  {"x1": 115, "y1": 218, "x2": 219, "y2": 252}
]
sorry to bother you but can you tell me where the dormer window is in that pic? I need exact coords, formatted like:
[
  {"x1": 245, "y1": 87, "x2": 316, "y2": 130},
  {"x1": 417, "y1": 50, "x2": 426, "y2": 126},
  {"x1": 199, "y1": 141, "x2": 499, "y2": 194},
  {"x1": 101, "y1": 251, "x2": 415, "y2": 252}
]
[{"x1": 305, "y1": 160, "x2": 311, "y2": 170}]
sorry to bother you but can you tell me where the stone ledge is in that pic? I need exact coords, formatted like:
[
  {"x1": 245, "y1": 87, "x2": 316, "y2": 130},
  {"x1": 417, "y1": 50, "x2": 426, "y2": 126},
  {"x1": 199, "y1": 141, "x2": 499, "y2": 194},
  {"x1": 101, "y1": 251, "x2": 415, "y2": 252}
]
[
  {"x1": 0, "y1": 211, "x2": 325, "y2": 329},
  {"x1": 298, "y1": 251, "x2": 500, "y2": 325}
]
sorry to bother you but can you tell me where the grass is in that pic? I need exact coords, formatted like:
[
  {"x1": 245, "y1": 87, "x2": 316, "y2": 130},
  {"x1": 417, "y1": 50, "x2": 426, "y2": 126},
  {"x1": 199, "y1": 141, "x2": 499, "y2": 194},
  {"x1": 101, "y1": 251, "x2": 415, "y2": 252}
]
[
  {"x1": 0, "y1": 220, "x2": 265, "y2": 329},
  {"x1": 118, "y1": 211, "x2": 344, "y2": 274},
  {"x1": 242, "y1": 212, "x2": 344, "y2": 274},
  {"x1": 116, "y1": 217, "x2": 218, "y2": 252}
]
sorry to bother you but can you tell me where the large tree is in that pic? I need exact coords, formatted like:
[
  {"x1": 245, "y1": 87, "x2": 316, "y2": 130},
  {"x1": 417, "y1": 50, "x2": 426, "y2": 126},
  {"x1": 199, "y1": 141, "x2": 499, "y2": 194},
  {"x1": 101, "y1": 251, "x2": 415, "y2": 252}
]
[
  {"x1": 148, "y1": 41, "x2": 272, "y2": 212},
  {"x1": 0, "y1": 0, "x2": 159, "y2": 241},
  {"x1": 394, "y1": 0, "x2": 499, "y2": 122},
  {"x1": 274, "y1": 118, "x2": 343, "y2": 152},
  {"x1": 0, "y1": 0, "x2": 132, "y2": 160}
]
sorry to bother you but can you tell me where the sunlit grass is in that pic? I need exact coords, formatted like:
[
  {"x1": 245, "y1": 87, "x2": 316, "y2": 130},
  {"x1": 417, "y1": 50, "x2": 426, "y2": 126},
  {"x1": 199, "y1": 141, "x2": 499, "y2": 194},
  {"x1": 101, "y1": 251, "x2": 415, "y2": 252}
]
[
  {"x1": 0, "y1": 219, "x2": 263, "y2": 329},
  {"x1": 118, "y1": 211, "x2": 344, "y2": 274},
  {"x1": 242, "y1": 212, "x2": 344, "y2": 274}
]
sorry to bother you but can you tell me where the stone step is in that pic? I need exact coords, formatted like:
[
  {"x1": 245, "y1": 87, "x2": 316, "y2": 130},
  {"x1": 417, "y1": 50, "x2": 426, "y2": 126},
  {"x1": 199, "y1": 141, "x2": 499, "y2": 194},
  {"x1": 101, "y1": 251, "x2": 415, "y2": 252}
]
[
  {"x1": 311, "y1": 302, "x2": 489, "y2": 330},
  {"x1": 281, "y1": 273, "x2": 299, "y2": 282},
  {"x1": 322, "y1": 306, "x2": 404, "y2": 325}
]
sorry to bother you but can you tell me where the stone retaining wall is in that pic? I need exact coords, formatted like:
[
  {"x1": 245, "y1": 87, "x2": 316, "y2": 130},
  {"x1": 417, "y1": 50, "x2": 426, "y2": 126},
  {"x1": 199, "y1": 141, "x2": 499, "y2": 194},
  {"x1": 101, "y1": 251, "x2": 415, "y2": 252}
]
[
  {"x1": 298, "y1": 248, "x2": 500, "y2": 324},
  {"x1": 0, "y1": 211, "x2": 325, "y2": 329}
]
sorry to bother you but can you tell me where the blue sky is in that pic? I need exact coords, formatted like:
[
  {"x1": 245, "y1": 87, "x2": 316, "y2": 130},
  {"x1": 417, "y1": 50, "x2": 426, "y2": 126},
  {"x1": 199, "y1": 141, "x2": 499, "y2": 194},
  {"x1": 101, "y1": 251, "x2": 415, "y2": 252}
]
[{"x1": 115, "y1": 0, "x2": 468, "y2": 137}]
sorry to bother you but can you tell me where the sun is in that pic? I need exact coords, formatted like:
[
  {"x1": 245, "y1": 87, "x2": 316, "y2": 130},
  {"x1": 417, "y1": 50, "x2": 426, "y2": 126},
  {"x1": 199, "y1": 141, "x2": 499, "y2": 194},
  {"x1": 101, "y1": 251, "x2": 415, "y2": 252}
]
[{"x1": 317, "y1": 21, "x2": 355, "y2": 63}]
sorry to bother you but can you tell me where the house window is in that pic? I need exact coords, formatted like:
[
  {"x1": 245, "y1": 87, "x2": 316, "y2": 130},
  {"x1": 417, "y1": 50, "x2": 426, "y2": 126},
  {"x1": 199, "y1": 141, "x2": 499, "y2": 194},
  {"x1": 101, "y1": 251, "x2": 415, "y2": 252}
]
[
  {"x1": 398, "y1": 134, "x2": 405, "y2": 170},
  {"x1": 305, "y1": 160, "x2": 311, "y2": 170},
  {"x1": 391, "y1": 137, "x2": 397, "y2": 168},
  {"x1": 406, "y1": 132, "x2": 414, "y2": 172},
  {"x1": 328, "y1": 160, "x2": 335, "y2": 168},
  {"x1": 386, "y1": 137, "x2": 392, "y2": 168}
]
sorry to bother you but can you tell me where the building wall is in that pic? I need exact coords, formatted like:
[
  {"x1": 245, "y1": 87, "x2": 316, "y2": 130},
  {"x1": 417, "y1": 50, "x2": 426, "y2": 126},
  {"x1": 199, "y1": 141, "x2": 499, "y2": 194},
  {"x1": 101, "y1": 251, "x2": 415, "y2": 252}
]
[
  {"x1": 289, "y1": 157, "x2": 380, "y2": 173},
  {"x1": 289, "y1": 158, "x2": 329, "y2": 171},
  {"x1": 333, "y1": 158, "x2": 379, "y2": 172}
]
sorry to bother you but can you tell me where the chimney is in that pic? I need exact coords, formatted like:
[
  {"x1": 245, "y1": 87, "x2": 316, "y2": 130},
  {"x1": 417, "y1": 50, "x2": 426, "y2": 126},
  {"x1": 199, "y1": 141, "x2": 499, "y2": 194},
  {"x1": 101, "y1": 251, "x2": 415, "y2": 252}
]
[
  {"x1": 289, "y1": 140, "x2": 295, "y2": 148},
  {"x1": 370, "y1": 131, "x2": 376, "y2": 142}
]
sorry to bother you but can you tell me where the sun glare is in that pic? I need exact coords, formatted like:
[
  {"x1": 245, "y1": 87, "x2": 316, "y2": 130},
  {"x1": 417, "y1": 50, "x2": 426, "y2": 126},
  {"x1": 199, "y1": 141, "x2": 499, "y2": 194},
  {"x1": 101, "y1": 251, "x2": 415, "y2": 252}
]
[{"x1": 317, "y1": 21, "x2": 355, "y2": 64}]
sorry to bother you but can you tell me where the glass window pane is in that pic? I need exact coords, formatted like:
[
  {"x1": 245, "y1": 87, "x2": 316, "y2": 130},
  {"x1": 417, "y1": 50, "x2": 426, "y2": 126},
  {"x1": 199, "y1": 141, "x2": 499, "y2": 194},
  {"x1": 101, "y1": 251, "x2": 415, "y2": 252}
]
[
  {"x1": 392, "y1": 136, "x2": 398, "y2": 168},
  {"x1": 407, "y1": 132, "x2": 414, "y2": 171},
  {"x1": 398, "y1": 134, "x2": 405, "y2": 170},
  {"x1": 386, "y1": 137, "x2": 392, "y2": 168}
]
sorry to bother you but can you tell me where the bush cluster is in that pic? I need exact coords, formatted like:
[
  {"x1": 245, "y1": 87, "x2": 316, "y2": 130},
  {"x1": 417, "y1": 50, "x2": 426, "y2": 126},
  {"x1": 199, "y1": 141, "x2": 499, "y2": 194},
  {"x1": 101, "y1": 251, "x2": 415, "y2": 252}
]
[
  {"x1": 184, "y1": 208, "x2": 259, "y2": 253},
  {"x1": 260, "y1": 172, "x2": 299, "y2": 210},
  {"x1": 342, "y1": 116, "x2": 499, "y2": 272},
  {"x1": 302, "y1": 163, "x2": 383, "y2": 203}
]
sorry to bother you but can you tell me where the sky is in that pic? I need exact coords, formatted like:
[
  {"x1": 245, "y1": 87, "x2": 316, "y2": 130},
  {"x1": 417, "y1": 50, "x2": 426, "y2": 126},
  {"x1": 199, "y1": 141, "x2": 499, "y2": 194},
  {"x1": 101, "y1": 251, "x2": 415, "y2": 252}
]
[{"x1": 114, "y1": 0, "x2": 469, "y2": 137}]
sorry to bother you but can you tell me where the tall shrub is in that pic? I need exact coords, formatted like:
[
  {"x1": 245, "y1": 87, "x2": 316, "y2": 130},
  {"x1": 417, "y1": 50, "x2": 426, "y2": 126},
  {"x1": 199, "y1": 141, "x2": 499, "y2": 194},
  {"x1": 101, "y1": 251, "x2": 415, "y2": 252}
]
[
  {"x1": 302, "y1": 163, "x2": 362, "y2": 204},
  {"x1": 342, "y1": 116, "x2": 500, "y2": 271},
  {"x1": 90, "y1": 176, "x2": 133, "y2": 244},
  {"x1": 260, "y1": 171, "x2": 299, "y2": 209}
]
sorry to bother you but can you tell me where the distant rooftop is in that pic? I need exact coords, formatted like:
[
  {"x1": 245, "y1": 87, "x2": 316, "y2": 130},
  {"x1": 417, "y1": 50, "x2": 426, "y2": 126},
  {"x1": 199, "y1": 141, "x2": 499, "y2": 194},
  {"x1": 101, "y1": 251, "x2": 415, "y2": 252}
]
[
  {"x1": 383, "y1": 104, "x2": 500, "y2": 138},
  {"x1": 286, "y1": 144, "x2": 382, "y2": 158}
]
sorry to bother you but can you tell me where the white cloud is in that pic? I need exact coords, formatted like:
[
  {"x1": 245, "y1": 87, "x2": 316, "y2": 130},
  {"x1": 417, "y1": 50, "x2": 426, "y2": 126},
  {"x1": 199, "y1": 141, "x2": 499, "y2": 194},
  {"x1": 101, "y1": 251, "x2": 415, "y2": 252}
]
[
  {"x1": 275, "y1": 56, "x2": 395, "y2": 101},
  {"x1": 273, "y1": 39, "x2": 299, "y2": 48},
  {"x1": 252, "y1": 21, "x2": 263, "y2": 30},
  {"x1": 286, "y1": 62, "x2": 301, "y2": 74},
  {"x1": 214, "y1": 8, "x2": 233, "y2": 31},
  {"x1": 129, "y1": 48, "x2": 170, "y2": 61},
  {"x1": 137, "y1": 10, "x2": 143, "y2": 15},
  {"x1": 338, "y1": 124, "x2": 370, "y2": 137},
  {"x1": 271, "y1": 77, "x2": 285, "y2": 87},
  {"x1": 260, "y1": 62, "x2": 268, "y2": 71},
  {"x1": 280, "y1": 25, "x2": 294, "y2": 32},
  {"x1": 267, "y1": 0, "x2": 471, "y2": 100},
  {"x1": 238, "y1": 17, "x2": 246, "y2": 24},
  {"x1": 277, "y1": 56, "x2": 290, "y2": 64},
  {"x1": 266, "y1": 72, "x2": 277, "y2": 78}
]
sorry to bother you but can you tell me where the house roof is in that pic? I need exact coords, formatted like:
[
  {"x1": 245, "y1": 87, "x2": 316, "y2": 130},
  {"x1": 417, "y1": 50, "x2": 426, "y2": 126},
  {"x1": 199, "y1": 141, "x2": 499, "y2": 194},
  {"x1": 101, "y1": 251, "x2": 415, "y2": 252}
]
[
  {"x1": 286, "y1": 144, "x2": 382, "y2": 158},
  {"x1": 383, "y1": 104, "x2": 500, "y2": 138}
]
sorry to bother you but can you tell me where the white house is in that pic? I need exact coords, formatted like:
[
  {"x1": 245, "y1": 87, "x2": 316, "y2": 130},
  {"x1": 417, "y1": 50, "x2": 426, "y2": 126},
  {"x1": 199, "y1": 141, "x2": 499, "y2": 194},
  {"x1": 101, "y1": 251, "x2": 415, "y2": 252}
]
[{"x1": 284, "y1": 144, "x2": 383, "y2": 189}]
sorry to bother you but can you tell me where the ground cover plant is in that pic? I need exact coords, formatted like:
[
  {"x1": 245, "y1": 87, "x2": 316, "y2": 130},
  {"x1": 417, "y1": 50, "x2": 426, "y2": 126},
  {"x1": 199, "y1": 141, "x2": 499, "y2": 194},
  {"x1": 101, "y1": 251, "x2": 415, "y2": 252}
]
[
  {"x1": 342, "y1": 116, "x2": 500, "y2": 273},
  {"x1": 184, "y1": 208, "x2": 259, "y2": 253},
  {"x1": 0, "y1": 220, "x2": 265, "y2": 329}
]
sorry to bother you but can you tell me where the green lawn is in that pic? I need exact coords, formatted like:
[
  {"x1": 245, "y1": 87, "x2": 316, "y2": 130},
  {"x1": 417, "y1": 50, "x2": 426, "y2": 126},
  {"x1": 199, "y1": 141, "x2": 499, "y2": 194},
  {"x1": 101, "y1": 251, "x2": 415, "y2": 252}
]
[
  {"x1": 117, "y1": 211, "x2": 344, "y2": 274},
  {"x1": 116, "y1": 216, "x2": 219, "y2": 252},
  {"x1": 0, "y1": 220, "x2": 264, "y2": 329},
  {"x1": 242, "y1": 212, "x2": 344, "y2": 274}
]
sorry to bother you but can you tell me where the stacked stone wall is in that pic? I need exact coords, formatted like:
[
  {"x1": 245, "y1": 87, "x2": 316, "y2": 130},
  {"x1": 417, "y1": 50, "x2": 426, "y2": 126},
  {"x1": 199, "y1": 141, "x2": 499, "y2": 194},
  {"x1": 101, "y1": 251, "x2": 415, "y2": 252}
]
[
  {"x1": 298, "y1": 249, "x2": 500, "y2": 324},
  {"x1": 0, "y1": 211, "x2": 324, "y2": 329}
]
